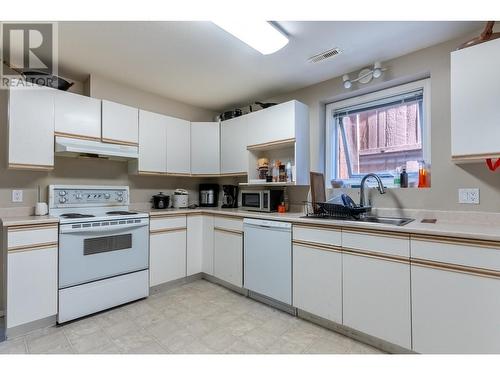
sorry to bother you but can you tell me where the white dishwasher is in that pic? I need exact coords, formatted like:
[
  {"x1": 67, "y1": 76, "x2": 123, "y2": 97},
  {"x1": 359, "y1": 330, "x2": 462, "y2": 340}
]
[{"x1": 243, "y1": 218, "x2": 292, "y2": 305}]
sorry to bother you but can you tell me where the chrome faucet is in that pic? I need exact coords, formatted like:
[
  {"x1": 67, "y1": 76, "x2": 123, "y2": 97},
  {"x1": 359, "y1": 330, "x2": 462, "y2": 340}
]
[{"x1": 359, "y1": 173, "x2": 386, "y2": 208}]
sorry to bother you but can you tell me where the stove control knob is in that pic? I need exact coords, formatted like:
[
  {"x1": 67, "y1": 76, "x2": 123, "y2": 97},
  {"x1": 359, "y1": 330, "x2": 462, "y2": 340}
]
[
  {"x1": 58, "y1": 191, "x2": 67, "y2": 196},
  {"x1": 117, "y1": 197, "x2": 123, "y2": 202},
  {"x1": 117, "y1": 192, "x2": 123, "y2": 196},
  {"x1": 75, "y1": 193, "x2": 82, "y2": 200},
  {"x1": 59, "y1": 197, "x2": 67, "y2": 203},
  {"x1": 104, "y1": 193, "x2": 111, "y2": 199}
]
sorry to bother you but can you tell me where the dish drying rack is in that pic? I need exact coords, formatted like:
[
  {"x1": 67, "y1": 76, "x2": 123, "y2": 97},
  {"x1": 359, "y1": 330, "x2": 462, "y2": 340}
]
[{"x1": 303, "y1": 201, "x2": 371, "y2": 220}]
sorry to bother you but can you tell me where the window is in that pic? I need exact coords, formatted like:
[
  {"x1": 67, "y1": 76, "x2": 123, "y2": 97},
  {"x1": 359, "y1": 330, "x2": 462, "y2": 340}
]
[{"x1": 326, "y1": 79, "x2": 430, "y2": 187}]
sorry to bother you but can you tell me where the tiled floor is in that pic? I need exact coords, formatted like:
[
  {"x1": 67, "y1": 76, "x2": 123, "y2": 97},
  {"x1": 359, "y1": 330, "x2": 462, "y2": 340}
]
[{"x1": 0, "y1": 279, "x2": 383, "y2": 354}]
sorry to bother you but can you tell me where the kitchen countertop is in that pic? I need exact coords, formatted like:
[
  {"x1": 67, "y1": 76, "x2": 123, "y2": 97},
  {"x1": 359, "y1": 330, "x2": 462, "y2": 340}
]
[
  {"x1": 142, "y1": 207, "x2": 500, "y2": 243},
  {"x1": 1, "y1": 207, "x2": 499, "y2": 243},
  {"x1": 0, "y1": 215, "x2": 60, "y2": 228}
]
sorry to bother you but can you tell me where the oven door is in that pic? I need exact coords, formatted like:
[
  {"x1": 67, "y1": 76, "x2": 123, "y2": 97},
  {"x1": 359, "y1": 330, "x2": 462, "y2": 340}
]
[
  {"x1": 59, "y1": 221, "x2": 149, "y2": 289},
  {"x1": 241, "y1": 191, "x2": 263, "y2": 211}
]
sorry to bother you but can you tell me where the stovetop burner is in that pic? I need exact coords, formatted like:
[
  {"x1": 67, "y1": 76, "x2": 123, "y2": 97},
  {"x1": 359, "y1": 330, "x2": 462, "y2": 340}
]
[
  {"x1": 60, "y1": 213, "x2": 96, "y2": 219},
  {"x1": 106, "y1": 211, "x2": 138, "y2": 216}
]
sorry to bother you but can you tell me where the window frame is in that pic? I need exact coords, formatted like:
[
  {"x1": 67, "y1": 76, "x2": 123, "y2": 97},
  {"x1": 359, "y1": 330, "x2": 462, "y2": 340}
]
[{"x1": 325, "y1": 78, "x2": 431, "y2": 188}]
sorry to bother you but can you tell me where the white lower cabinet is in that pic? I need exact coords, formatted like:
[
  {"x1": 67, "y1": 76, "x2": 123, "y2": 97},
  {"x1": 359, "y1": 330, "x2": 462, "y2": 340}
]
[
  {"x1": 202, "y1": 215, "x2": 215, "y2": 275},
  {"x1": 187, "y1": 215, "x2": 203, "y2": 276},
  {"x1": 150, "y1": 229, "x2": 187, "y2": 286},
  {"x1": 7, "y1": 247, "x2": 58, "y2": 330},
  {"x1": 343, "y1": 253, "x2": 411, "y2": 349},
  {"x1": 214, "y1": 228, "x2": 243, "y2": 288},
  {"x1": 293, "y1": 244, "x2": 342, "y2": 323}
]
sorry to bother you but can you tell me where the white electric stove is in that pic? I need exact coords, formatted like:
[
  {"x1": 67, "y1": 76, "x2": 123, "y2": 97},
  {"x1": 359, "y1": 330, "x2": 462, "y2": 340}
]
[{"x1": 49, "y1": 185, "x2": 150, "y2": 323}]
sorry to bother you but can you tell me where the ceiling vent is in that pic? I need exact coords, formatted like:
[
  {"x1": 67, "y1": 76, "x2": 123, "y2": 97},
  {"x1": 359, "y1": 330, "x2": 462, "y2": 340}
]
[{"x1": 307, "y1": 47, "x2": 341, "y2": 63}]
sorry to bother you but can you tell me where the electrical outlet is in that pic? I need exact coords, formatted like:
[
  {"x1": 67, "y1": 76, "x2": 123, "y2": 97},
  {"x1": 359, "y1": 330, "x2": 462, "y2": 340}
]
[
  {"x1": 12, "y1": 190, "x2": 23, "y2": 203},
  {"x1": 458, "y1": 188, "x2": 480, "y2": 204}
]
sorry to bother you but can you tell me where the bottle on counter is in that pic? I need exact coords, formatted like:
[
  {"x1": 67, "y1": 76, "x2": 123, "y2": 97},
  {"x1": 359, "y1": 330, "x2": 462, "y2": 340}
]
[
  {"x1": 283, "y1": 187, "x2": 289, "y2": 212},
  {"x1": 400, "y1": 168, "x2": 408, "y2": 188},
  {"x1": 286, "y1": 160, "x2": 292, "y2": 183},
  {"x1": 394, "y1": 167, "x2": 401, "y2": 187}
]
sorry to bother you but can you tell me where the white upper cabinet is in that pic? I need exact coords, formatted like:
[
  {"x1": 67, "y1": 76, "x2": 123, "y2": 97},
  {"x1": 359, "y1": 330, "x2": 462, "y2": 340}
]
[
  {"x1": 220, "y1": 116, "x2": 248, "y2": 175},
  {"x1": 101, "y1": 100, "x2": 139, "y2": 145},
  {"x1": 166, "y1": 116, "x2": 191, "y2": 174},
  {"x1": 191, "y1": 122, "x2": 220, "y2": 175},
  {"x1": 451, "y1": 38, "x2": 500, "y2": 161},
  {"x1": 55, "y1": 90, "x2": 101, "y2": 140},
  {"x1": 136, "y1": 109, "x2": 167, "y2": 174},
  {"x1": 246, "y1": 100, "x2": 309, "y2": 146},
  {"x1": 8, "y1": 84, "x2": 55, "y2": 170}
]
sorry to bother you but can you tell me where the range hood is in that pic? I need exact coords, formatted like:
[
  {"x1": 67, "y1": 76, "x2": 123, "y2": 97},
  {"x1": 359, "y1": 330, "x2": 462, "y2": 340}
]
[{"x1": 55, "y1": 136, "x2": 139, "y2": 160}]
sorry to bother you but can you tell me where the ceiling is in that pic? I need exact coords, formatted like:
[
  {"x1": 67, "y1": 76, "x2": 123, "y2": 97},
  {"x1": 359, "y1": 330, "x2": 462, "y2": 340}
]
[{"x1": 57, "y1": 21, "x2": 482, "y2": 111}]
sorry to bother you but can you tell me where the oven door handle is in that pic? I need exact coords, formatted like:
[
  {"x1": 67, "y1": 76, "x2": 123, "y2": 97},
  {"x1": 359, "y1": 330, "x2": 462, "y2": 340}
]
[{"x1": 60, "y1": 222, "x2": 148, "y2": 234}]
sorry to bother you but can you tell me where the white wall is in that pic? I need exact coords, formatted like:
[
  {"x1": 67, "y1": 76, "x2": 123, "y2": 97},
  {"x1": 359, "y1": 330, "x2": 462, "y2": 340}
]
[{"x1": 267, "y1": 30, "x2": 500, "y2": 212}]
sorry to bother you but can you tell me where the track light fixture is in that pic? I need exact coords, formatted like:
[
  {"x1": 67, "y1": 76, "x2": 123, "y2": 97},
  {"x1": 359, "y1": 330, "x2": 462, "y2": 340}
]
[{"x1": 342, "y1": 61, "x2": 386, "y2": 89}]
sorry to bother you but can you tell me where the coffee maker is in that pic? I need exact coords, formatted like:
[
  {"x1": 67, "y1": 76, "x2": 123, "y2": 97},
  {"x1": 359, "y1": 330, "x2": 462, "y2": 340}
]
[
  {"x1": 221, "y1": 185, "x2": 238, "y2": 208},
  {"x1": 199, "y1": 184, "x2": 219, "y2": 207}
]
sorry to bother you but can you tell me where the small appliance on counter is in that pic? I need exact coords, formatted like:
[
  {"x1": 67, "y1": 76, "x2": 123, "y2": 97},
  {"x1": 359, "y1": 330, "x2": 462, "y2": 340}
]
[
  {"x1": 173, "y1": 189, "x2": 189, "y2": 208},
  {"x1": 221, "y1": 185, "x2": 238, "y2": 208},
  {"x1": 241, "y1": 189, "x2": 284, "y2": 212},
  {"x1": 199, "y1": 184, "x2": 219, "y2": 207},
  {"x1": 152, "y1": 192, "x2": 170, "y2": 209}
]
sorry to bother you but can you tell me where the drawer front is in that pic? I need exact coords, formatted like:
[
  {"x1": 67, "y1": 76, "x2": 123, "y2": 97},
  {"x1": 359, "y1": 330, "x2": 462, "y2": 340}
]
[
  {"x1": 214, "y1": 216, "x2": 243, "y2": 232},
  {"x1": 342, "y1": 229, "x2": 410, "y2": 258},
  {"x1": 411, "y1": 237, "x2": 500, "y2": 272},
  {"x1": 293, "y1": 225, "x2": 341, "y2": 247},
  {"x1": 150, "y1": 215, "x2": 187, "y2": 232},
  {"x1": 8, "y1": 225, "x2": 58, "y2": 251}
]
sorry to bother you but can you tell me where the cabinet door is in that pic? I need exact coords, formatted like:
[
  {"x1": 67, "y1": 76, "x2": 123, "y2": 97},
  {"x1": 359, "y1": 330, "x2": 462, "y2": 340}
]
[
  {"x1": 293, "y1": 244, "x2": 342, "y2": 323},
  {"x1": 166, "y1": 116, "x2": 191, "y2": 174},
  {"x1": 187, "y1": 215, "x2": 203, "y2": 276},
  {"x1": 451, "y1": 38, "x2": 500, "y2": 158},
  {"x1": 412, "y1": 265, "x2": 500, "y2": 353},
  {"x1": 101, "y1": 100, "x2": 139, "y2": 145},
  {"x1": 138, "y1": 110, "x2": 167, "y2": 173},
  {"x1": 343, "y1": 253, "x2": 411, "y2": 349},
  {"x1": 7, "y1": 247, "x2": 58, "y2": 329},
  {"x1": 202, "y1": 215, "x2": 215, "y2": 275},
  {"x1": 150, "y1": 230, "x2": 187, "y2": 286},
  {"x1": 8, "y1": 85, "x2": 54, "y2": 170},
  {"x1": 247, "y1": 101, "x2": 296, "y2": 146},
  {"x1": 55, "y1": 90, "x2": 101, "y2": 140},
  {"x1": 220, "y1": 116, "x2": 248, "y2": 174},
  {"x1": 191, "y1": 122, "x2": 220, "y2": 175},
  {"x1": 214, "y1": 229, "x2": 243, "y2": 287}
]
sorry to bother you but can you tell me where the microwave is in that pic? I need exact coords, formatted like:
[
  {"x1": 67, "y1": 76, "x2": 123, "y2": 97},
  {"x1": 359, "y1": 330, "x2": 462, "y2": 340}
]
[{"x1": 241, "y1": 189, "x2": 284, "y2": 212}]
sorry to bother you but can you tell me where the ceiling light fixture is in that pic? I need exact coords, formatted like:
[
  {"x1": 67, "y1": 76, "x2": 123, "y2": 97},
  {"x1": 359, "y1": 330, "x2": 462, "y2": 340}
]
[
  {"x1": 212, "y1": 21, "x2": 289, "y2": 55},
  {"x1": 342, "y1": 61, "x2": 386, "y2": 89}
]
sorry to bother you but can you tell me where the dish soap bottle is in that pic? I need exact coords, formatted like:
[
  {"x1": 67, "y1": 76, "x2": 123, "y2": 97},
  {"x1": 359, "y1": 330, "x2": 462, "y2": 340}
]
[{"x1": 400, "y1": 168, "x2": 408, "y2": 188}]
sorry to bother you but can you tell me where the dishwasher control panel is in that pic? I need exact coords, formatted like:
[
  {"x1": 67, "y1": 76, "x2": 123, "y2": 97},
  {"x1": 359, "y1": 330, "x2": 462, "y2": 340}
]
[{"x1": 243, "y1": 218, "x2": 292, "y2": 229}]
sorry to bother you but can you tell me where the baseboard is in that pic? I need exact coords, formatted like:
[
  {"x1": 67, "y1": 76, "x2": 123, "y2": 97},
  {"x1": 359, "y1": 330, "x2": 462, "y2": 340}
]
[
  {"x1": 201, "y1": 273, "x2": 248, "y2": 296},
  {"x1": 149, "y1": 273, "x2": 203, "y2": 295},
  {"x1": 247, "y1": 290, "x2": 296, "y2": 316},
  {"x1": 297, "y1": 309, "x2": 414, "y2": 354},
  {"x1": 6, "y1": 315, "x2": 57, "y2": 339}
]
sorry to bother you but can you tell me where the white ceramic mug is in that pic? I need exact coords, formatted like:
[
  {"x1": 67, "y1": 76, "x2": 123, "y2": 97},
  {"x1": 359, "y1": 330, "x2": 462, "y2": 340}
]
[{"x1": 35, "y1": 202, "x2": 48, "y2": 216}]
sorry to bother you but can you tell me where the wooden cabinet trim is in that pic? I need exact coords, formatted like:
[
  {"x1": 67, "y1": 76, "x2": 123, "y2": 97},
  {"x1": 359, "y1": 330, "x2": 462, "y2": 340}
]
[
  {"x1": 150, "y1": 227, "x2": 187, "y2": 235},
  {"x1": 101, "y1": 137, "x2": 139, "y2": 147},
  {"x1": 55, "y1": 131, "x2": 101, "y2": 142},
  {"x1": 411, "y1": 234, "x2": 500, "y2": 250},
  {"x1": 8, "y1": 223, "x2": 58, "y2": 232},
  {"x1": 214, "y1": 227, "x2": 243, "y2": 236},
  {"x1": 8, "y1": 163, "x2": 54, "y2": 171},
  {"x1": 343, "y1": 227, "x2": 410, "y2": 240},
  {"x1": 293, "y1": 223, "x2": 343, "y2": 231},
  {"x1": 8, "y1": 242, "x2": 58, "y2": 253},
  {"x1": 292, "y1": 240, "x2": 342, "y2": 253},
  {"x1": 343, "y1": 247, "x2": 410, "y2": 264},
  {"x1": 411, "y1": 257, "x2": 500, "y2": 280}
]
